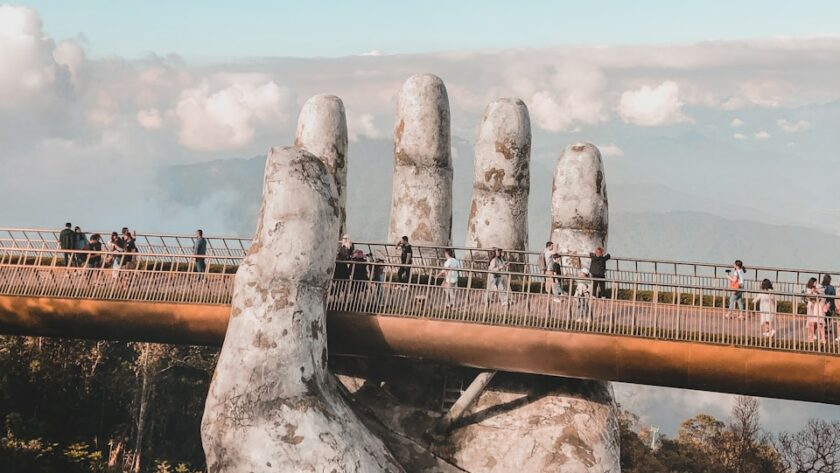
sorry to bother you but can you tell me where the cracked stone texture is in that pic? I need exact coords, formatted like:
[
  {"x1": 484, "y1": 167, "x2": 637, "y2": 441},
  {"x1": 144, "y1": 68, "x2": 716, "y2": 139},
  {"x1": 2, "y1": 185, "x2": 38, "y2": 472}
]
[
  {"x1": 201, "y1": 147, "x2": 402, "y2": 472},
  {"x1": 294, "y1": 94, "x2": 349, "y2": 237},
  {"x1": 388, "y1": 73, "x2": 453, "y2": 246},
  {"x1": 550, "y1": 142, "x2": 608, "y2": 255},
  {"x1": 466, "y1": 98, "x2": 530, "y2": 257},
  {"x1": 333, "y1": 359, "x2": 620, "y2": 473},
  {"x1": 338, "y1": 375, "x2": 467, "y2": 473},
  {"x1": 440, "y1": 374, "x2": 620, "y2": 473}
]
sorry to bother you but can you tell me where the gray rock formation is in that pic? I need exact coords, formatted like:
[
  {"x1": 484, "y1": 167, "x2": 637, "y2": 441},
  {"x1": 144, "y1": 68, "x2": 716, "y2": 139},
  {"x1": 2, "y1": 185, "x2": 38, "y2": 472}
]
[
  {"x1": 388, "y1": 73, "x2": 453, "y2": 246},
  {"x1": 295, "y1": 94, "x2": 349, "y2": 237},
  {"x1": 550, "y1": 142, "x2": 608, "y2": 255},
  {"x1": 466, "y1": 98, "x2": 530, "y2": 253},
  {"x1": 201, "y1": 147, "x2": 402, "y2": 472}
]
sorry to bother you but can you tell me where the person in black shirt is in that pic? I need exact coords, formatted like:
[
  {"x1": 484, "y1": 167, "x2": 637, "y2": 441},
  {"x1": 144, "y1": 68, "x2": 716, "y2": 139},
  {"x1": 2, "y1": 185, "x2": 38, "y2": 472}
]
[
  {"x1": 122, "y1": 230, "x2": 138, "y2": 269},
  {"x1": 73, "y1": 226, "x2": 87, "y2": 266},
  {"x1": 84, "y1": 234, "x2": 103, "y2": 282},
  {"x1": 551, "y1": 253, "x2": 567, "y2": 298},
  {"x1": 59, "y1": 222, "x2": 74, "y2": 267},
  {"x1": 397, "y1": 235, "x2": 412, "y2": 284},
  {"x1": 194, "y1": 229, "x2": 208, "y2": 273},
  {"x1": 86, "y1": 233, "x2": 102, "y2": 262},
  {"x1": 588, "y1": 247, "x2": 611, "y2": 298}
]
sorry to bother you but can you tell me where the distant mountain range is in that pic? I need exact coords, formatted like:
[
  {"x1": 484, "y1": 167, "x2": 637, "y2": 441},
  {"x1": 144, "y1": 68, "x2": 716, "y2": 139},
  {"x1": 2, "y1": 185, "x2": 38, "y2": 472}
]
[{"x1": 155, "y1": 138, "x2": 840, "y2": 273}]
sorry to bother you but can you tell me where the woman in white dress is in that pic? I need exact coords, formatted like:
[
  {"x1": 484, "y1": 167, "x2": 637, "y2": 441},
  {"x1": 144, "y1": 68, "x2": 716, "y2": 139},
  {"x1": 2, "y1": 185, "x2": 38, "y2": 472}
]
[
  {"x1": 804, "y1": 277, "x2": 826, "y2": 344},
  {"x1": 752, "y1": 279, "x2": 777, "y2": 338}
]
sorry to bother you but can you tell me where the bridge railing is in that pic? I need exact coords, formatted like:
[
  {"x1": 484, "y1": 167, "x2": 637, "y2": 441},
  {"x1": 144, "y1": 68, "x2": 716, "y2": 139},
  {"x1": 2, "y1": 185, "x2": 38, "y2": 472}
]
[
  {"x1": 1, "y1": 248, "x2": 839, "y2": 355},
  {"x1": 355, "y1": 241, "x2": 837, "y2": 294},
  {"x1": 1, "y1": 243, "x2": 837, "y2": 316},
  {"x1": 0, "y1": 245, "x2": 241, "y2": 305},
  {"x1": 329, "y1": 259, "x2": 840, "y2": 355},
  {"x1": 0, "y1": 228, "x2": 249, "y2": 265},
  {"x1": 4, "y1": 227, "x2": 840, "y2": 295}
]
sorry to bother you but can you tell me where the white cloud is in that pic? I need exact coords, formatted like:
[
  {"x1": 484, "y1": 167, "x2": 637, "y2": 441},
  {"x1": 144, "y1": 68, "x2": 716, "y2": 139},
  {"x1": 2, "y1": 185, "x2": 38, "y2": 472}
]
[
  {"x1": 618, "y1": 81, "x2": 690, "y2": 126},
  {"x1": 730, "y1": 118, "x2": 744, "y2": 128},
  {"x1": 597, "y1": 143, "x2": 624, "y2": 157},
  {"x1": 517, "y1": 62, "x2": 608, "y2": 132},
  {"x1": 175, "y1": 80, "x2": 292, "y2": 151},
  {"x1": 0, "y1": 5, "x2": 85, "y2": 109},
  {"x1": 136, "y1": 108, "x2": 163, "y2": 130},
  {"x1": 348, "y1": 113, "x2": 384, "y2": 141},
  {"x1": 721, "y1": 80, "x2": 788, "y2": 110},
  {"x1": 732, "y1": 133, "x2": 748, "y2": 140},
  {"x1": 777, "y1": 118, "x2": 811, "y2": 133},
  {"x1": 754, "y1": 130, "x2": 771, "y2": 139},
  {"x1": 359, "y1": 50, "x2": 384, "y2": 57}
]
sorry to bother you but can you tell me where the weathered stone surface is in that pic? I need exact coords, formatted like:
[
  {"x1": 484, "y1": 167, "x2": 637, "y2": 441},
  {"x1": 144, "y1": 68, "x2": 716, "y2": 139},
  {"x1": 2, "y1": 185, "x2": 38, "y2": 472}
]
[
  {"x1": 550, "y1": 142, "x2": 608, "y2": 254},
  {"x1": 338, "y1": 375, "x2": 466, "y2": 473},
  {"x1": 333, "y1": 358, "x2": 620, "y2": 473},
  {"x1": 441, "y1": 374, "x2": 620, "y2": 473},
  {"x1": 202, "y1": 147, "x2": 402, "y2": 472},
  {"x1": 388, "y1": 73, "x2": 453, "y2": 246},
  {"x1": 466, "y1": 98, "x2": 530, "y2": 253},
  {"x1": 294, "y1": 94, "x2": 349, "y2": 237}
]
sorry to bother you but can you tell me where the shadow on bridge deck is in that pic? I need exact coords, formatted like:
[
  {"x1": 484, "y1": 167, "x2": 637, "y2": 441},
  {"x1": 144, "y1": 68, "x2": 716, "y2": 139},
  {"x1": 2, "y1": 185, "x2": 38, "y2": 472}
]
[{"x1": 1, "y1": 294, "x2": 838, "y2": 405}]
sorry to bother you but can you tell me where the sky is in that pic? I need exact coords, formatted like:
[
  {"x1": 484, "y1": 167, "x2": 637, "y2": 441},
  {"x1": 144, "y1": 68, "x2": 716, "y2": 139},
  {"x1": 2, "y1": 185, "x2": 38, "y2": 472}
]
[
  {"x1": 24, "y1": 1, "x2": 840, "y2": 59},
  {"x1": 2, "y1": 1, "x2": 840, "y2": 437}
]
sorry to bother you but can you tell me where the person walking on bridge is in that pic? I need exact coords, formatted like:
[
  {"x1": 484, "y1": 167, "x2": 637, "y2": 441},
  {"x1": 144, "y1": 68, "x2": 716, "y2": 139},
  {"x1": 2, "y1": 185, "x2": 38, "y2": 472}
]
[
  {"x1": 821, "y1": 275, "x2": 837, "y2": 342},
  {"x1": 85, "y1": 233, "x2": 103, "y2": 283},
  {"x1": 194, "y1": 229, "x2": 207, "y2": 274},
  {"x1": 804, "y1": 277, "x2": 826, "y2": 344},
  {"x1": 107, "y1": 232, "x2": 125, "y2": 278},
  {"x1": 349, "y1": 249, "x2": 369, "y2": 296},
  {"x1": 437, "y1": 248, "x2": 461, "y2": 309},
  {"x1": 753, "y1": 279, "x2": 777, "y2": 338},
  {"x1": 335, "y1": 234, "x2": 354, "y2": 280},
  {"x1": 551, "y1": 253, "x2": 567, "y2": 300},
  {"x1": 588, "y1": 247, "x2": 611, "y2": 298},
  {"x1": 73, "y1": 226, "x2": 87, "y2": 267},
  {"x1": 574, "y1": 268, "x2": 592, "y2": 323},
  {"x1": 484, "y1": 248, "x2": 509, "y2": 306},
  {"x1": 397, "y1": 235, "x2": 413, "y2": 285},
  {"x1": 540, "y1": 241, "x2": 554, "y2": 294},
  {"x1": 725, "y1": 260, "x2": 746, "y2": 319},
  {"x1": 59, "y1": 222, "x2": 75, "y2": 267}
]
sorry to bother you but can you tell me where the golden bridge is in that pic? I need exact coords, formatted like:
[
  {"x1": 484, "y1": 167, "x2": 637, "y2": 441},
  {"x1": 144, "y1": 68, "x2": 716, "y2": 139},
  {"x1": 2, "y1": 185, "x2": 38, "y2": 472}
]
[{"x1": 1, "y1": 227, "x2": 838, "y2": 405}]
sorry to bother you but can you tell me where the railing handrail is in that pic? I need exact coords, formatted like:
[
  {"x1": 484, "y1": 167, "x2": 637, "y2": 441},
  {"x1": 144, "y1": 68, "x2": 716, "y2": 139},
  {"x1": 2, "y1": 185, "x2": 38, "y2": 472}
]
[
  {"x1": 0, "y1": 227, "x2": 251, "y2": 241},
  {"x1": 0, "y1": 246, "x2": 244, "y2": 260},
  {"x1": 3, "y1": 226, "x2": 840, "y2": 282},
  {"x1": 352, "y1": 240, "x2": 840, "y2": 279}
]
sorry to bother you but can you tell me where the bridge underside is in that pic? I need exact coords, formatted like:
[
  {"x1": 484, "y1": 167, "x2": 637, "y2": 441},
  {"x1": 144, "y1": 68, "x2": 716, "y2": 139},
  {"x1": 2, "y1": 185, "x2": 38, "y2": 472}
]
[{"x1": 1, "y1": 295, "x2": 838, "y2": 405}]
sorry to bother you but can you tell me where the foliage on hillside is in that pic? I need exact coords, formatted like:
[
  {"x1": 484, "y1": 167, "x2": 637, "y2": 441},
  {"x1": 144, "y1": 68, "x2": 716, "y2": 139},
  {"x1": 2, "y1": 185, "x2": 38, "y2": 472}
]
[
  {"x1": 2, "y1": 336, "x2": 839, "y2": 472},
  {"x1": 620, "y1": 396, "x2": 840, "y2": 473},
  {"x1": 0, "y1": 336, "x2": 215, "y2": 472}
]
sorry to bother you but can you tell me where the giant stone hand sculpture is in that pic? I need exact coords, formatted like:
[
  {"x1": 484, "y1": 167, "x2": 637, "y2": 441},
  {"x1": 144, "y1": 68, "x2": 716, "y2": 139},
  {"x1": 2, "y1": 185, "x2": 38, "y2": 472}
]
[{"x1": 201, "y1": 147, "x2": 402, "y2": 472}]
